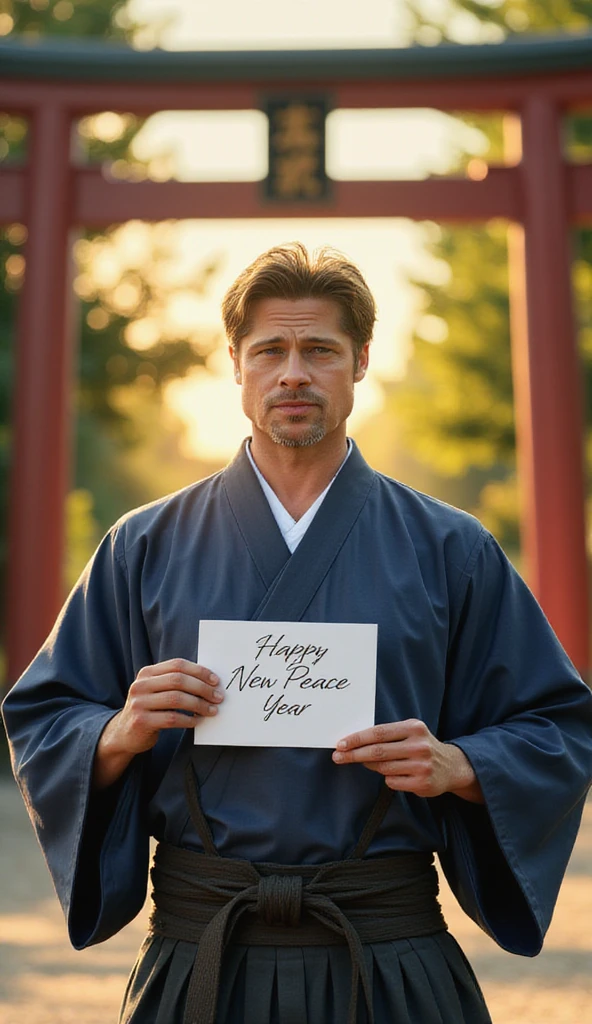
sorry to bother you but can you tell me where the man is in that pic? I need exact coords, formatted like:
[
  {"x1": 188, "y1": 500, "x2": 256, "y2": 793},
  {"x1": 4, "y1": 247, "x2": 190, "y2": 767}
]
[{"x1": 3, "y1": 243, "x2": 592, "y2": 1024}]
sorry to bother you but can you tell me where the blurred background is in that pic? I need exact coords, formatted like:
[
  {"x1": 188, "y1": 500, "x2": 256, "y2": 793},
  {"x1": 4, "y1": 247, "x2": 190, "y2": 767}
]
[
  {"x1": 5, "y1": 0, "x2": 592, "y2": 638},
  {"x1": 0, "y1": 1, "x2": 592, "y2": 1022}
]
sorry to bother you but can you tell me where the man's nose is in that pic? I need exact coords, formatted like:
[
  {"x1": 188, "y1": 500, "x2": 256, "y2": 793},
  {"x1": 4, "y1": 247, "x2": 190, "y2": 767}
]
[{"x1": 279, "y1": 351, "x2": 311, "y2": 389}]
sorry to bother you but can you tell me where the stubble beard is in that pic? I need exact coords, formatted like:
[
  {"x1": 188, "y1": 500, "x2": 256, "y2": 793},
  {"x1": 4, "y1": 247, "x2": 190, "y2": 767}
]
[
  {"x1": 265, "y1": 389, "x2": 328, "y2": 448},
  {"x1": 269, "y1": 420, "x2": 327, "y2": 448}
]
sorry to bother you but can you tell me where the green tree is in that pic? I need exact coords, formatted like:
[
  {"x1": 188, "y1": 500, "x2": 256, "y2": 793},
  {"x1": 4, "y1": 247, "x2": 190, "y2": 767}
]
[
  {"x1": 404, "y1": 0, "x2": 592, "y2": 43},
  {"x1": 397, "y1": 0, "x2": 592, "y2": 552},
  {"x1": 71, "y1": 221, "x2": 221, "y2": 529},
  {"x1": 0, "y1": 2, "x2": 220, "y2": 655}
]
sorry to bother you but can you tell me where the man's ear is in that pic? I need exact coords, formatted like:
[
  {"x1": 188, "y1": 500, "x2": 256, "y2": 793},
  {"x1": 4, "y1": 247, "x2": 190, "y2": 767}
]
[
  {"x1": 229, "y1": 344, "x2": 241, "y2": 384},
  {"x1": 354, "y1": 342, "x2": 370, "y2": 383}
]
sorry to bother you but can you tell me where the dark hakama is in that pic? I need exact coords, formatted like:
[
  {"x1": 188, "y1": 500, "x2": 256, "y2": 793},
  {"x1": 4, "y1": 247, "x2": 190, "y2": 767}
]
[
  {"x1": 3, "y1": 441, "x2": 592, "y2": 1023},
  {"x1": 120, "y1": 934, "x2": 491, "y2": 1024}
]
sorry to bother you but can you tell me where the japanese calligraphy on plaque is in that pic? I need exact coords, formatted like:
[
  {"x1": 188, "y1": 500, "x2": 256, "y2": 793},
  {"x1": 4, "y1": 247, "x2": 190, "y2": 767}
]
[{"x1": 265, "y1": 97, "x2": 331, "y2": 202}]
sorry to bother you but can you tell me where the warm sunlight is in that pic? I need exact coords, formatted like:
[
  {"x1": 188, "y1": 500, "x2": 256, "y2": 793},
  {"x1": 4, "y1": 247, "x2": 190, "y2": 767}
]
[
  {"x1": 105, "y1": 0, "x2": 489, "y2": 461},
  {"x1": 141, "y1": 219, "x2": 443, "y2": 460},
  {"x1": 127, "y1": 0, "x2": 407, "y2": 50}
]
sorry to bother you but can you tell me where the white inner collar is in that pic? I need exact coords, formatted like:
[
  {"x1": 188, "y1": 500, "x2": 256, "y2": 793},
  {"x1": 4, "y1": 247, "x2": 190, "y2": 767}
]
[{"x1": 246, "y1": 439, "x2": 352, "y2": 553}]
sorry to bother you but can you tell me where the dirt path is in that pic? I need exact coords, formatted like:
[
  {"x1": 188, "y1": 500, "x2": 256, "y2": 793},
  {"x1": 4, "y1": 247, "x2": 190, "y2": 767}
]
[{"x1": 0, "y1": 777, "x2": 590, "y2": 1023}]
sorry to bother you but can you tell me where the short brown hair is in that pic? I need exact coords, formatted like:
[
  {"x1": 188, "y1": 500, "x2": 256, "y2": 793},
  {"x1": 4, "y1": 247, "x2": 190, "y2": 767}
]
[{"x1": 222, "y1": 242, "x2": 376, "y2": 364}]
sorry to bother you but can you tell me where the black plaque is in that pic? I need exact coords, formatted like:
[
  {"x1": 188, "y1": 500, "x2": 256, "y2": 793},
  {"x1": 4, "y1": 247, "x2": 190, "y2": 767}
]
[{"x1": 264, "y1": 97, "x2": 331, "y2": 202}]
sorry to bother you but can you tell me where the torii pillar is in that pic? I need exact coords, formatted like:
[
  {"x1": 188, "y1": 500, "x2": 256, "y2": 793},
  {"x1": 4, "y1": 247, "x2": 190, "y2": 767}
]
[
  {"x1": 510, "y1": 95, "x2": 589, "y2": 673},
  {"x1": 6, "y1": 101, "x2": 74, "y2": 680}
]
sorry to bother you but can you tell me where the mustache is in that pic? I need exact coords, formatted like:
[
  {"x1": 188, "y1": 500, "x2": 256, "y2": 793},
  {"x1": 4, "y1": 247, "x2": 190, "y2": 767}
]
[{"x1": 264, "y1": 390, "x2": 327, "y2": 411}]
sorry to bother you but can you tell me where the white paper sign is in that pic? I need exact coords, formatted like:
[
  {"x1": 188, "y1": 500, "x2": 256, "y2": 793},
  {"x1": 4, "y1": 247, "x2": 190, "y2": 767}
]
[{"x1": 194, "y1": 620, "x2": 377, "y2": 748}]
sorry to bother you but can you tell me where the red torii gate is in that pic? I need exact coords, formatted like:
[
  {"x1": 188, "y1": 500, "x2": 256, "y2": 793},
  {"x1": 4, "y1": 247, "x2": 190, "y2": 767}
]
[{"x1": 1, "y1": 34, "x2": 591, "y2": 681}]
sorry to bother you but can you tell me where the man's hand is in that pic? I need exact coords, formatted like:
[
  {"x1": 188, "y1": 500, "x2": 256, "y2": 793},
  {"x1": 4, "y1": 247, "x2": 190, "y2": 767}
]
[
  {"x1": 92, "y1": 659, "x2": 223, "y2": 790},
  {"x1": 332, "y1": 719, "x2": 484, "y2": 804}
]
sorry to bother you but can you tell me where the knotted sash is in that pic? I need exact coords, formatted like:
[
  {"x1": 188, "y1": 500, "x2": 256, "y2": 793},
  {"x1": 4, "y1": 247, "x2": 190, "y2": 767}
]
[{"x1": 148, "y1": 764, "x2": 447, "y2": 1024}]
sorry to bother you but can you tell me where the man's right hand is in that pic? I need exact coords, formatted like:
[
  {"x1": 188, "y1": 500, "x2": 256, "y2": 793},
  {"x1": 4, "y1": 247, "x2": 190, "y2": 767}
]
[{"x1": 92, "y1": 659, "x2": 223, "y2": 790}]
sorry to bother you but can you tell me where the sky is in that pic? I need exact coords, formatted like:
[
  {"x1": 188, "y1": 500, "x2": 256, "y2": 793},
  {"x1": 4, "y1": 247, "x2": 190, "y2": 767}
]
[
  {"x1": 128, "y1": 0, "x2": 412, "y2": 50},
  {"x1": 115, "y1": 0, "x2": 489, "y2": 460}
]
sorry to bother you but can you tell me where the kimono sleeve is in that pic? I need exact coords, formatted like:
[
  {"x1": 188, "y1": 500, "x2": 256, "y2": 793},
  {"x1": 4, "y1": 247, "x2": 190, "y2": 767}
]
[
  {"x1": 1, "y1": 525, "x2": 151, "y2": 948},
  {"x1": 438, "y1": 531, "x2": 592, "y2": 956}
]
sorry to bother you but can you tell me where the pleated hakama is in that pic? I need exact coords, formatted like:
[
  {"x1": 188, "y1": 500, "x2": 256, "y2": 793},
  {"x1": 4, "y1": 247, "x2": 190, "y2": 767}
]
[{"x1": 119, "y1": 931, "x2": 492, "y2": 1024}]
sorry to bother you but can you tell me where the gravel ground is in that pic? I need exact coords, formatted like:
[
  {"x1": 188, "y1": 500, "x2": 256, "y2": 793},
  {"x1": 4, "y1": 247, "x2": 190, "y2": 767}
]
[{"x1": 0, "y1": 777, "x2": 590, "y2": 1024}]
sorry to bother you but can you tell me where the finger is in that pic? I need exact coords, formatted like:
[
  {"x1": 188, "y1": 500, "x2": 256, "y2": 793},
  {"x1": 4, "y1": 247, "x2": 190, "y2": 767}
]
[
  {"x1": 144, "y1": 707, "x2": 220, "y2": 731},
  {"x1": 133, "y1": 670, "x2": 223, "y2": 699},
  {"x1": 383, "y1": 773, "x2": 442, "y2": 798},
  {"x1": 335, "y1": 719, "x2": 425, "y2": 752},
  {"x1": 137, "y1": 659, "x2": 219, "y2": 686},
  {"x1": 333, "y1": 741, "x2": 413, "y2": 765},
  {"x1": 160, "y1": 675, "x2": 224, "y2": 702},
  {"x1": 384, "y1": 775, "x2": 429, "y2": 793},
  {"x1": 361, "y1": 760, "x2": 428, "y2": 777},
  {"x1": 360, "y1": 761, "x2": 438, "y2": 798},
  {"x1": 141, "y1": 689, "x2": 223, "y2": 715}
]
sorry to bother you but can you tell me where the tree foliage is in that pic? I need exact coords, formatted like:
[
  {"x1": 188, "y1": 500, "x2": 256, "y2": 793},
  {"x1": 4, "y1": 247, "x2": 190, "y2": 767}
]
[
  {"x1": 405, "y1": 0, "x2": 592, "y2": 43},
  {"x1": 398, "y1": 0, "x2": 592, "y2": 552},
  {"x1": 396, "y1": 222, "x2": 514, "y2": 475},
  {"x1": 2, "y1": 0, "x2": 135, "y2": 38}
]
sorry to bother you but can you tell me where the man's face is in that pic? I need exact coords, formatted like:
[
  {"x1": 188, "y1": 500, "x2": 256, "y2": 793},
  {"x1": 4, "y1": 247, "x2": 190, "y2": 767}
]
[{"x1": 230, "y1": 296, "x2": 369, "y2": 449}]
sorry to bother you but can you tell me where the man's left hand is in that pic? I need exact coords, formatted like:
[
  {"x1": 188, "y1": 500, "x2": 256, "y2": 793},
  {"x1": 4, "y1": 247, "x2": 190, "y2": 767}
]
[{"x1": 332, "y1": 719, "x2": 484, "y2": 804}]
